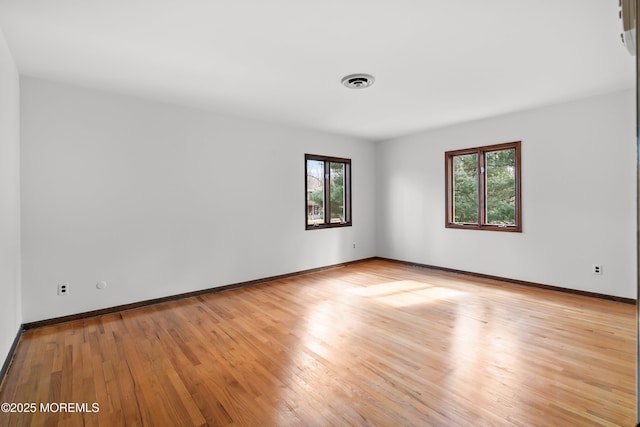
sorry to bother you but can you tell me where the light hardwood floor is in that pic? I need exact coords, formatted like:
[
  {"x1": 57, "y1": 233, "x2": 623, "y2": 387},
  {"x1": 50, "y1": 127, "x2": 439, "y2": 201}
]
[{"x1": 0, "y1": 259, "x2": 635, "y2": 426}]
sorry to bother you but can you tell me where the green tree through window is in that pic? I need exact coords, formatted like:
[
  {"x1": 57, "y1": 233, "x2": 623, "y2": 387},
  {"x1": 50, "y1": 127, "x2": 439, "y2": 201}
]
[
  {"x1": 486, "y1": 149, "x2": 516, "y2": 225},
  {"x1": 453, "y1": 153, "x2": 479, "y2": 223},
  {"x1": 330, "y1": 162, "x2": 346, "y2": 223}
]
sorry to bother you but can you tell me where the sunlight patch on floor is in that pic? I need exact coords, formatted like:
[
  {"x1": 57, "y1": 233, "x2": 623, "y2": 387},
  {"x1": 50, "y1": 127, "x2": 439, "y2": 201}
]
[
  {"x1": 305, "y1": 301, "x2": 333, "y2": 341},
  {"x1": 348, "y1": 280, "x2": 428, "y2": 296},
  {"x1": 348, "y1": 280, "x2": 465, "y2": 307}
]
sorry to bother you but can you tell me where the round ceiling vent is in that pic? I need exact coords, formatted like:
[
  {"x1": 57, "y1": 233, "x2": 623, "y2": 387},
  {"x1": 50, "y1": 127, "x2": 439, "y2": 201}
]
[{"x1": 341, "y1": 73, "x2": 375, "y2": 89}]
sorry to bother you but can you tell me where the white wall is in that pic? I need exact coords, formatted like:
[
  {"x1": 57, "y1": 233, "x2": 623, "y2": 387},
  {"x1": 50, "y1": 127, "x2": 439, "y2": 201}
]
[
  {"x1": 377, "y1": 90, "x2": 636, "y2": 299},
  {"x1": 0, "y1": 28, "x2": 22, "y2": 363},
  {"x1": 20, "y1": 77, "x2": 376, "y2": 322},
  {"x1": 18, "y1": 77, "x2": 637, "y2": 323}
]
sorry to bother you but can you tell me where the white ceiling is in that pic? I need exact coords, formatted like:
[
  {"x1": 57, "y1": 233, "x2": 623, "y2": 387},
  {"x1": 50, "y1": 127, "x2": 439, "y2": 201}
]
[{"x1": 0, "y1": 0, "x2": 634, "y2": 140}]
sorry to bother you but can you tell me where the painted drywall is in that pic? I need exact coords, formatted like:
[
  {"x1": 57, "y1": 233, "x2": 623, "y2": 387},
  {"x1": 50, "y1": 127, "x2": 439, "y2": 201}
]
[
  {"x1": 376, "y1": 90, "x2": 636, "y2": 299},
  {"x1": 0, "y1": 27, "x2": 21, "y2": 364},
  {"x1": 20, "y1": 77, "x2": 376, "y2": 322}
]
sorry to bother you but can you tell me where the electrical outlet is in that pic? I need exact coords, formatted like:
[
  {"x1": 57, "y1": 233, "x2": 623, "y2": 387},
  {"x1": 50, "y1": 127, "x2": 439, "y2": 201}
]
[
  {"x1": 58, "y1": 283, "x2": 69, "y2": 295},
  {"x1": 353, "y1": 243, "x2": 356, "y2": 249},
  {"x1": 593, "y1": 264, "x2": 603, "y2": 275}
]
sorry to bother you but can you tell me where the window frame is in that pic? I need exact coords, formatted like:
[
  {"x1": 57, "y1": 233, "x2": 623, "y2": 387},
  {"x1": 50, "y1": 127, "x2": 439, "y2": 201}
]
[
  {"x1": 445, "y1": 141, "x2": 522, "y2": 232},
  {"x1": 305, "y1": 154, "x2": 352, "y2": 230}
]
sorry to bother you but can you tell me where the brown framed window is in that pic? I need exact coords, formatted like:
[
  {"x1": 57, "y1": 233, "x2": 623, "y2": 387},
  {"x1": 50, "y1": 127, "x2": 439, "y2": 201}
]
[
  {"x1": 445, "y1": 141, "x2": 521, "y2": 232},
  {"x1": 305, "y1": 154, "x2": 352, "y2": 229}
]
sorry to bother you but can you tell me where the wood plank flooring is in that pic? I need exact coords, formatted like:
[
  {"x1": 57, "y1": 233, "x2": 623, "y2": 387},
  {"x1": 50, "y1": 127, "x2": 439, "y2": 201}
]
[{"x1": 0, "y1": 259, "x2": 635, "y2": 426}]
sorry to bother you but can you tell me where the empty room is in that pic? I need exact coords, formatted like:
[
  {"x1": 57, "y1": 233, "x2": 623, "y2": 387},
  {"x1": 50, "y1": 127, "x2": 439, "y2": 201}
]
[{"x1": 0, "y1": 1, "x2": 638, "y2": 426}]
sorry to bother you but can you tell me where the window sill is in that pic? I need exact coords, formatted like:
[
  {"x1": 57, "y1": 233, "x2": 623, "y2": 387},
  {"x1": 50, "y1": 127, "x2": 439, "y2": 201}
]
[
  {"x1": 306, "y1": 222, "x2": 352, "y2": 230},
  {"x1": 446, "y1": 223, "x2": 521, "y2": 233}
]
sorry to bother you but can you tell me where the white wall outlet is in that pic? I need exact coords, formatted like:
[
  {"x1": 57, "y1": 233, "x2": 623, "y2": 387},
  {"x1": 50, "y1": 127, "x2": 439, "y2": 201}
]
[
  {"x1": 353, "y1": 243, "x2": 356, "y2": 249},
  {"x1": 96, "y1": 281, "x2": 107, "y2": 290},
  {"x1": 57, "y1": 283, "x2": 69, "y2": 295},
  {"x1": 593, "y1": 264, "x2": 603, "y2": 275}
]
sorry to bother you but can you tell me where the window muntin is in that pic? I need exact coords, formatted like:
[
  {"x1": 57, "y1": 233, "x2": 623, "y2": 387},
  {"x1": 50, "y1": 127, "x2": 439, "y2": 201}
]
[
  {"x1": 306, "y1": 154, "x2": 351, "y2": 229},
  {"x1": 445, "y1": 142, "x2": 521, "y2": 232}
]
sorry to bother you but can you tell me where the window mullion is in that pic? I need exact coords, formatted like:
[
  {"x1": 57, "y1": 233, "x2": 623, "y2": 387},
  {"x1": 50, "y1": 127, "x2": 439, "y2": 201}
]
[
  {"x1": 345, "y1": 163, "x2": 351, "y2": 223},
  {"x1": 324, "y1": 161, "x2": 331, "y2": 225},
  {"x1": 478, "y1": 150, "x2": 486, "y2": 226}
]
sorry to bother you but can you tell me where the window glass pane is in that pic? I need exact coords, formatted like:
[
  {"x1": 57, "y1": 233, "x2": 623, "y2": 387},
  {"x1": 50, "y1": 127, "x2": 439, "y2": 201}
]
[
  {"x1": 485, "y1": 149, "x2": 516, "y2": 226},
  {"x1": 329, "y1": 162, "x2": 346, "y2": 223},
  {"x1": 453, "y1": 153, "x2": 478, "y2": 224},
  {"x1": 306, "y1": 160, "x2": 324, "y2": 225}
]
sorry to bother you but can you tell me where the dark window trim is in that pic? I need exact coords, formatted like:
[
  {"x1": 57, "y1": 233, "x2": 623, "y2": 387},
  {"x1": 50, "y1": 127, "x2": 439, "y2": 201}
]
[
  {"x1": 445, "y1": 141, "x2": 522, "y2": 232},
  {"x1": 305, "y1": 154, "x2": 352, "y2": 230}
]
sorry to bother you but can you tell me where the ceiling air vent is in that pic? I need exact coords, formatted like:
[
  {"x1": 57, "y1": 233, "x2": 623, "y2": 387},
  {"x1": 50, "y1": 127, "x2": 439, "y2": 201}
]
[{"x1": 341, "y1": 74, "x2": 375, "y2": 89}]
